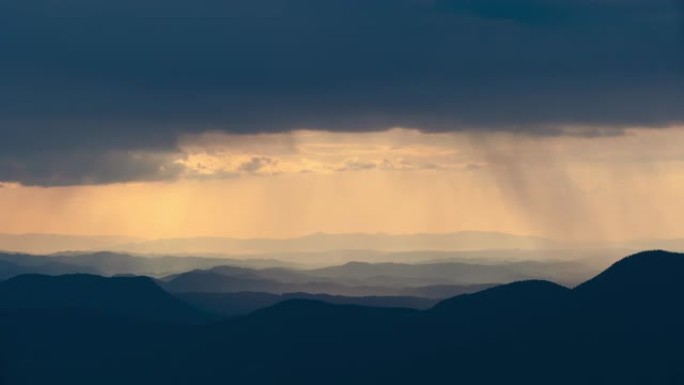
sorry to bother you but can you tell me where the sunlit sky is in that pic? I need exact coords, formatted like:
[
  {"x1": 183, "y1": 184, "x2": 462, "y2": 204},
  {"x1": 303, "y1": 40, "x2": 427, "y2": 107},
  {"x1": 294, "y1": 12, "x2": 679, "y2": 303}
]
[{"x1": 3, "y1": 127, "x2": 684, "y2": 242}]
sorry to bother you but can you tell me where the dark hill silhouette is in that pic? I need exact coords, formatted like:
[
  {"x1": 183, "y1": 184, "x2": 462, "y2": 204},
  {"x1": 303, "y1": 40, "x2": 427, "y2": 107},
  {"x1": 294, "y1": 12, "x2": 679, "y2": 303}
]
[
  {"x1": 244, "y1": 299, "x2": 418, "y2": 330},
  {"x1": 177, "y1": 291, "x2": 437, "y2": 317},
  {"x1": 572, "y1": 250, "x2": 684, "y2": 329},
  {"x1": 576, "y1": 249, "x2": 684, "y2": 294},
  {"x1": 0, "y1": 274, "x2": 216, "y2": 324},
  {"x1": 0, "y1": 308, "x2": 196, "y2": 385},
  {"x1": 3, "y1": 250, "x2": 684, "y2": 385},
  {"x1": 430, "y1": 279, "x2": 570, "y2": 323}
]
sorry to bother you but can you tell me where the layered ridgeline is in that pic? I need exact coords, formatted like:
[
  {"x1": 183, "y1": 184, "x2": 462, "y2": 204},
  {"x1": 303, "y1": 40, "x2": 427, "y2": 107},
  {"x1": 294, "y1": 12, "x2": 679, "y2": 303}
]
[
  {"x1": 1, "y1": 250, "x2": 684, "y2": 384},
  {"x1": 0, "y1": 251, "x2": 298, "y2": 278},
  {"x1": 0, "y1": 250, "x2": 596, "y2": 298}
]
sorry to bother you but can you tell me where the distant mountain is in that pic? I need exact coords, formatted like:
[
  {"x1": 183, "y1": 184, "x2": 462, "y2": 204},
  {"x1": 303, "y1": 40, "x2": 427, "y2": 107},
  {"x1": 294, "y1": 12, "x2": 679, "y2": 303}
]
[
  {"x1": 191, "y1": 259, "x2": 552, "y2": 285},
  {"x1": 308, "y1": 260, "x2": 567, "y2": 285},
  {"x1": 162, "y1": 270, "x2": 287, "y2": 293},
  {"x1": 159, "y1": 256, "x2": 593, "y2": 297},
  {"x1": 0, "y1": 260, "x2": 33, "y2": 280},
  {"x1": 3, "y1": 250, "x2": 684, "y2": 384},
  {"x1": 430, "y1": 280, "x2": 571, "y2": 328},
  {"x1": 0, "y1": 251, "x2": 298, "y2": 278},
  {"x1": 0, "y1": 248, "x2": 597, "y2": 288},
  {"x1": 161, "y1": 267, "x2": 495, "y2": 297},
  {"x1": 0, "y1": 252, "x2": 98, "y2": 279},
  {"x1": 110, "y1": 231, "x2": 557, "y2": 255},
  {"x1": 0, "y1": 233, "x2": 140, "y2": 254},
  {"x1": 177, "y1": 292, "x2": 438, "y2": 317},
  {"x1": 0, "y1": 274, "x2": 215, "y2": 323}
]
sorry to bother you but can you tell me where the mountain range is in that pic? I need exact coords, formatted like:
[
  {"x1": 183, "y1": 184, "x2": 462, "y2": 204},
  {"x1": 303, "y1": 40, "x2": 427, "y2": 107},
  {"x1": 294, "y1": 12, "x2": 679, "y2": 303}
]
[
  {"x1": 1, "y1": 250, "x2": 683, "y2": 384},
  {"x1": 0, "y1": 274, "x2": 214, "y2": 323},
  {"x1": 0, "y1": 250, "x2": 597, "y2": 296}
]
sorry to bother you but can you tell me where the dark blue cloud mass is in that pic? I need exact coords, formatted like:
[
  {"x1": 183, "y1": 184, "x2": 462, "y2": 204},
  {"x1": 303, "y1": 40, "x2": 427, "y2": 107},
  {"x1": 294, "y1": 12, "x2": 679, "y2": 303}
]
[{"x1": 0, "y1": 0, "x2": 682, "y2": 185}]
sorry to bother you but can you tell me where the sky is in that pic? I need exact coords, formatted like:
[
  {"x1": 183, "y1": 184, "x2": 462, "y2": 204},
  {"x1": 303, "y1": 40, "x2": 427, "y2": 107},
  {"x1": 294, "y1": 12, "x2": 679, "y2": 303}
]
[{"x1": 0, "y1": 0, "x2": 682, "y2": 242}]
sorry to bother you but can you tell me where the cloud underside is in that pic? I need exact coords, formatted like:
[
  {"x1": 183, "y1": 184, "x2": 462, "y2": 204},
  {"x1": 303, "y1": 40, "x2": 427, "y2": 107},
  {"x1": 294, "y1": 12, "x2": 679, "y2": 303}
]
[{"x1": 0, "y1": 0, "x2": 682, "y2": 185}]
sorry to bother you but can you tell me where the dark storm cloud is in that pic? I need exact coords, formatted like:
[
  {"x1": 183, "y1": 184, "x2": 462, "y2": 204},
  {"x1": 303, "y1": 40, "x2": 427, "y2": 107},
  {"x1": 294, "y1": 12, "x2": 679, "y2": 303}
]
[
  {"x1": 0, "y1": 0, "x2": 682, "y2": 185},
  {"x1": 0, "y1": 149, "x2": 184, "y2": 186}
]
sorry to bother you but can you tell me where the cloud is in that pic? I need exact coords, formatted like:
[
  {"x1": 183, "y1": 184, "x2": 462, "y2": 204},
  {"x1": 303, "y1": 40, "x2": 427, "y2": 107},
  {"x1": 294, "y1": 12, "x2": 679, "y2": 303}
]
[
  {"x1": 175, "y1": 129, "x2": 473, "y2": 177},
  {"x1": 237, "y1": 156, "x2": 279, "y2": 174},
  {"x1": 0, "y1": 150, "x2": 184, "y2": 187},
  {"x1": 172, "y1": 126, "x2": 684, "y2": 178},
  {"x1": 0, "y1": 0, "x2": 681, "y2": 185}
]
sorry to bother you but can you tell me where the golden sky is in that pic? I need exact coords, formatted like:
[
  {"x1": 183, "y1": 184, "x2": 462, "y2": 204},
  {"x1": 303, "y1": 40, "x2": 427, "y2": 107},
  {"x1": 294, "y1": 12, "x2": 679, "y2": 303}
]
[{"x1": 2, "y1": 127, "x2": 684, "y2": 242}]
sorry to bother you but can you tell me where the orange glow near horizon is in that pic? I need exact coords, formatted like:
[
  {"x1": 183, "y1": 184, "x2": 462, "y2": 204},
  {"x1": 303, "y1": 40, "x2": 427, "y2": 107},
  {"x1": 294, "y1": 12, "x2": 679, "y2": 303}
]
[{"x1": 2, "y1": 127, "x2": 684, "y2": 243}]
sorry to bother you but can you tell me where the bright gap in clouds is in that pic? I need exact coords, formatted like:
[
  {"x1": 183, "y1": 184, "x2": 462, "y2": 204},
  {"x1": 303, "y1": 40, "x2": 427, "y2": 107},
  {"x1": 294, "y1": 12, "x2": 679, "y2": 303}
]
[
  {"x1": 175, "y1": 128, "x2": 478, "y2": 177},
  {"x1": 1, "y1": 127, "x2": 684, "y2": 243}
]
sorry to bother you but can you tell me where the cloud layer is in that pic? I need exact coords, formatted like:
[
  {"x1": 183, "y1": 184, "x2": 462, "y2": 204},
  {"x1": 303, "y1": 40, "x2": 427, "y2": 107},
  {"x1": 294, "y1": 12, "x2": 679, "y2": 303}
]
[
  {"x1": 176, "y1": 129, "x2": 466, "y2": 177},
  {"x1": 0, "y1": 0, "x2": 682, "y2": 185}
]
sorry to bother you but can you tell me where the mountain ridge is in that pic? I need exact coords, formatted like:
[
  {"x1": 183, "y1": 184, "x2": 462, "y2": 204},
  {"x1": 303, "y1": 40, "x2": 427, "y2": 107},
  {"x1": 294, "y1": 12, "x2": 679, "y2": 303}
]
[
  {"x1": 2, "y1": 250, "x2": 684, "y2": 384},
  {"x1": 0, "y1": 274, "x2": 216, "y2": 324}
]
